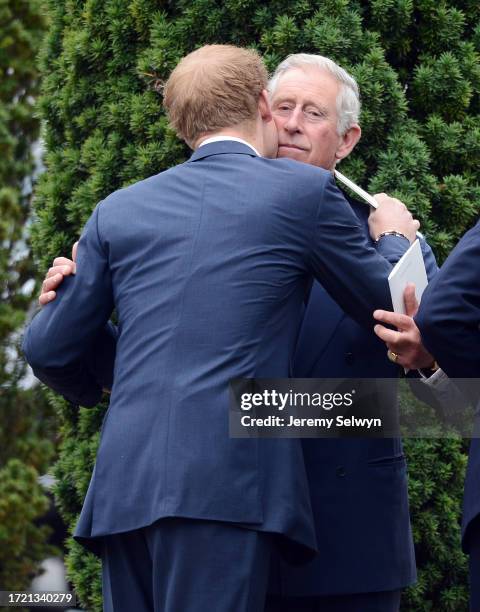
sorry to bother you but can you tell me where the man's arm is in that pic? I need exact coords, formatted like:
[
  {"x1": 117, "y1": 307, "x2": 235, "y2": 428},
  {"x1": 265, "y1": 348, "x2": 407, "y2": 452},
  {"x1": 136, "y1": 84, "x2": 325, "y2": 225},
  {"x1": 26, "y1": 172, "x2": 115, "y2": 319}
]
[
  {"x1": 37, "y1": 243, "x2": 118, "y2": 393},
  {"x1": 375, "y1": 221, "x2": 480, "y2": 377},
  {"x1": 36, "y1": 175, "x2": 420, "y2": 386},
  {"x1": 307, "y1": 175, "x2": 419, "y2": 330},
  {"x1": 373, "y1": 219, "x2": 480, "y2": 410},
  {"x1": 22, "y1": 203, "x2": 114, "y2": 407},
  {"x1": 416, "y1": 220, "x2": 480, "y2": 380},
  {"x1": 372, "y1": 284, "x2": 473, "y2": 419}
]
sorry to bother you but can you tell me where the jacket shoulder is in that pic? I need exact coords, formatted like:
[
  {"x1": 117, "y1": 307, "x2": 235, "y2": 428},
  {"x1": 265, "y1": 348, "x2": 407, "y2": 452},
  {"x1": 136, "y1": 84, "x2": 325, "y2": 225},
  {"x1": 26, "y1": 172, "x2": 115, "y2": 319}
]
[
  {"x1": 101, "y1": 166, "x2": 182, "y2": 206},
  {"x1": 266, "y1": 157, "x2": 332, "y2": 182}
]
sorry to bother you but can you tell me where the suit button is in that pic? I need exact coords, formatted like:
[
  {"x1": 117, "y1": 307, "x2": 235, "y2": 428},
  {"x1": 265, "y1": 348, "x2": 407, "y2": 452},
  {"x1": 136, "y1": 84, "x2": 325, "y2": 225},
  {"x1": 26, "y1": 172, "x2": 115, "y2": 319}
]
[
  {"x1": 345, "y1": 352, "x2": 354, "y2": 365},
  {"x1": 336, "y1": 466, "x2": 346, "y2": 477}
]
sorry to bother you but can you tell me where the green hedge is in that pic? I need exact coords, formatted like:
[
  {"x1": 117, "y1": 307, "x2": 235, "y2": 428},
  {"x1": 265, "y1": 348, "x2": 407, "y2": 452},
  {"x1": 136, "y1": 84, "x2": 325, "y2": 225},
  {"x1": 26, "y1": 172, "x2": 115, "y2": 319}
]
[
  {"x1": 32, "y1": 1, "x2": 479, "y2": 609},
  {"x1": 0, "y1": 0, "x2": 57, "y2": 595}
]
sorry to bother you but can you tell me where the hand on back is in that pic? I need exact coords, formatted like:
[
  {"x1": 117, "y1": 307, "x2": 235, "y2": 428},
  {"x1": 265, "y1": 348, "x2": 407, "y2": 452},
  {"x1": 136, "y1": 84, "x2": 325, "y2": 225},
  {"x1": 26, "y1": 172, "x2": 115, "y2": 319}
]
[{"x1": 38, "y1": 242, "x2": 77, "y2": 306}]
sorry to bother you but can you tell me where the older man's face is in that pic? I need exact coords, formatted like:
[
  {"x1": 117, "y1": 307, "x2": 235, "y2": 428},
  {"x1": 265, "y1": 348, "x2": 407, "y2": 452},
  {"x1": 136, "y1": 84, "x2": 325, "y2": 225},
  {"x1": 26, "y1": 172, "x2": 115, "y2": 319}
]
[{"x1": 271, "y1": 66, "x2": 345, "y2": 171}]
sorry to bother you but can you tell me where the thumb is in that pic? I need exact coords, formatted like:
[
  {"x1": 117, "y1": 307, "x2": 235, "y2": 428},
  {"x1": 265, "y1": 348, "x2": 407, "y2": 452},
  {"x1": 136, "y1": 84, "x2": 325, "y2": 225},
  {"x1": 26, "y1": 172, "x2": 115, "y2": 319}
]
[
  {"x1": 404, "y1": 283, "x2": 418, "y2": 317},
  {"x1": 72, "y1": 241, "x2": 78, "y2": 262}
]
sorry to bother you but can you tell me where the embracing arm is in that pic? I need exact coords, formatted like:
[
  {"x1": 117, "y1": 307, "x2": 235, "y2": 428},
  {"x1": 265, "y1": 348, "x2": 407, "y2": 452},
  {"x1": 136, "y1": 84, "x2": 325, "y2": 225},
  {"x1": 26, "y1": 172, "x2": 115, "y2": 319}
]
[
  {"x1": 307, "y1": 175, "x2": 418, "y2": 330},
  {"x1": 36, "y1": 244, "x2": 118, "y2": 393},
  {"x1": 22, "y1": 203, "x2": 114, "y2": 407}
]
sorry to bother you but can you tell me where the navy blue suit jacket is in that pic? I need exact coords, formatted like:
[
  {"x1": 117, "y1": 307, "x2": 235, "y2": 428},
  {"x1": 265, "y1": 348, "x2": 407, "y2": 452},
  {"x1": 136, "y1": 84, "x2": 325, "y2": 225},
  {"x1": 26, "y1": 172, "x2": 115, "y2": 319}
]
[
  {"x1": 268, "y1": 198, "x2": 438, "y2": 596},
  {"x1": 416, "y1": 219, "x2": 480, "y2": 551},
  {"x1": 23, "y1": 141, "x2": 409, "y2": 560}
]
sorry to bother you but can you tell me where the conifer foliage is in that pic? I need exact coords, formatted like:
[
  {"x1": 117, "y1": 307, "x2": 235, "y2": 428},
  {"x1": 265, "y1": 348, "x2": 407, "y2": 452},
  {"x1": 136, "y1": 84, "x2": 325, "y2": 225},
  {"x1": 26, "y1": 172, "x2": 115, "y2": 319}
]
[
  {"x1": 0, "y1": 0, "x2": 57, "y2": 593},
  {"x1": 33, "y1": 1, "x2": 479, "y2": 609}
]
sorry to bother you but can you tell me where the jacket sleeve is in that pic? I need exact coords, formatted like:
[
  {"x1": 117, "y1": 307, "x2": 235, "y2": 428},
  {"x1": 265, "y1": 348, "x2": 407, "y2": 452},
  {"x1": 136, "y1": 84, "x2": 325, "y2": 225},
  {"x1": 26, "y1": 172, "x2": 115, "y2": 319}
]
[
  {"x1": 416, "y1": 219, "x2": 480, "y2": 381},
  {"x1": 22, "y1": 203, "x2": 114, "y2": 407},
  {"x1": 85, "y1": 321, "x2": 118, "y2": 392},
  {"x1": 307, "y1": 174, "x2": 409, "y2": 330},
  {"x1": 419, "y1": 235, "x2": 439, "y2": 280}
]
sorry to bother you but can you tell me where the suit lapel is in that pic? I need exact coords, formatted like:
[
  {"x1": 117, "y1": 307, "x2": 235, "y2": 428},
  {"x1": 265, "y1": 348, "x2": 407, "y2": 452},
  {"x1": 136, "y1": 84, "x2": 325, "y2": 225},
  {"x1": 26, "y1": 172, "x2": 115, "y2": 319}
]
[{"x1": 293, "y1": 281, "x2": 346, "y2": 376}]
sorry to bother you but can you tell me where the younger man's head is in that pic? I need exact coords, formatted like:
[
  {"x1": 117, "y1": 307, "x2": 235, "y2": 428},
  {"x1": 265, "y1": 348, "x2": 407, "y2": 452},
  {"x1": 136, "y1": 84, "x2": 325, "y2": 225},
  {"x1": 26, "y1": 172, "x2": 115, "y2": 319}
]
[{"x1": 163, "y1": 44, "x2": 278, "y2": 157}]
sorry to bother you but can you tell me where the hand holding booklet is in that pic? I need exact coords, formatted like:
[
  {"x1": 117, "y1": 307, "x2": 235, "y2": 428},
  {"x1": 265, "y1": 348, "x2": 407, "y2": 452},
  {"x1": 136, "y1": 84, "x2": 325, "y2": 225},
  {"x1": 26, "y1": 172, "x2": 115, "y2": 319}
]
[{"x1": 387, "y1": 240, "x2": 428, "y2": 374}]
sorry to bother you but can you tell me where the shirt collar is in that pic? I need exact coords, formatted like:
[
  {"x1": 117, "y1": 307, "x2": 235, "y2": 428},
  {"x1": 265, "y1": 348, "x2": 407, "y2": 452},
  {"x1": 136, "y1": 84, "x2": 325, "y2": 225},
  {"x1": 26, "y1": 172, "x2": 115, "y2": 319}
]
[{"x1": 199, "y1": 136, "x2": 260, "y2": 156}]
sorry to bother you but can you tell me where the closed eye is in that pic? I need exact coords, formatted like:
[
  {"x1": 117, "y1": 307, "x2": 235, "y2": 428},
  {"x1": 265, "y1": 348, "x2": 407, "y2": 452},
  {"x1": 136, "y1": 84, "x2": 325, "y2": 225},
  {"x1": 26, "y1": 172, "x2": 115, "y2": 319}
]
[
  {"x1": 305, "y1": 108, "x2": 324, "y2": 118},
  {"x1": 275, "y1": 104, "x2": 293, "y2": 113}
]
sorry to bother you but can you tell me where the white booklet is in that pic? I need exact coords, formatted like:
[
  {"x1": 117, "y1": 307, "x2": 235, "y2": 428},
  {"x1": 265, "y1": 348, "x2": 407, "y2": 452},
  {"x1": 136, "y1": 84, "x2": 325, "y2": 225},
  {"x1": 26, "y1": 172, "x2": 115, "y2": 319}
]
[{"x1": 388, "y1": 239, "x2": 428, "y2": 314}]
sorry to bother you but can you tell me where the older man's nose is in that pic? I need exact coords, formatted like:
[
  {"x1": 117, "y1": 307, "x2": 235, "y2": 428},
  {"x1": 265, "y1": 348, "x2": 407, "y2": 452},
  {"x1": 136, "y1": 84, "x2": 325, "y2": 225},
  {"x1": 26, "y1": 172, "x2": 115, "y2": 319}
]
[{"x1": 284, "y1": 108, "x2": 303, "y2": 132}]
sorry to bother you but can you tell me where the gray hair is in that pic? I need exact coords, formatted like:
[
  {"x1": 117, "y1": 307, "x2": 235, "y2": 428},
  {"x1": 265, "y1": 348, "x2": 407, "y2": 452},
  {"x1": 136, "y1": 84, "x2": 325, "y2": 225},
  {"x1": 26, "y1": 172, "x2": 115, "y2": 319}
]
[{"x1": 268, "y1": 54, "x2": 360, "y2": 135}]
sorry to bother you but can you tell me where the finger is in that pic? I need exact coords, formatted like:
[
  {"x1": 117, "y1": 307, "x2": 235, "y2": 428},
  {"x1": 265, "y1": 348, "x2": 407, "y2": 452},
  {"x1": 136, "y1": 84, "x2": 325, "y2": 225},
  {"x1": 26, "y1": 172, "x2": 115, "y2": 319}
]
[
  {"x1": 385, "y1": 344, "x2": 411, "y2": 368},
  {"x1": 372, "y1": 193, "x2": 388, "y2": 206},
  {"x1": 373, "y1": 324, "x2": 401, "y2": 345},
  {"x1": 385, "y1": 347, "x2": 408, "y2": 368},
  {"x1": 72, "y1": 241, "x2": 78, "y2": 264},
  {"x1": 52, "y1": 255, "x2": 76, "y2": 275},
  {"x1": 38, "y1": 290, "x2": 56, "y2": 306},
  {"x1": 43, "y1": 274, "x2": 64, "y2": 292},
  {"x1": 373, "y1": 309, "x2": 413, "y2": 330},
  {"x1": 46, "y1": 265, "x2": 71, "y2": 279},
  {"x1": 53, "y1": 256, "x2": 75, "y2": 267},
  {"x1": 403, "y1": 283, "x2": 419, "y2": 318}
]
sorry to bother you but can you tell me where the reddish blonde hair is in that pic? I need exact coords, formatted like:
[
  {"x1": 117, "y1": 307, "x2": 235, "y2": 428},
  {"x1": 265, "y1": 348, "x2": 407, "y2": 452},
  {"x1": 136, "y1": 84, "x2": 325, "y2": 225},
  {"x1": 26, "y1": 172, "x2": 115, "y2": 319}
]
[{"x1": 163, "y1": 44, "x2": 268, "y2": 146}]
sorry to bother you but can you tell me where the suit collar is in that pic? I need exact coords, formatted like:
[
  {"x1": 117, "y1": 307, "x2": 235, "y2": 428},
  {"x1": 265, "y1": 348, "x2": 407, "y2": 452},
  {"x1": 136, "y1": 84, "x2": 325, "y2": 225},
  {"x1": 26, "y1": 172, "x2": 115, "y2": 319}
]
[{"x1": 188, "y1": 140, "x2": 260, "y2": 162}]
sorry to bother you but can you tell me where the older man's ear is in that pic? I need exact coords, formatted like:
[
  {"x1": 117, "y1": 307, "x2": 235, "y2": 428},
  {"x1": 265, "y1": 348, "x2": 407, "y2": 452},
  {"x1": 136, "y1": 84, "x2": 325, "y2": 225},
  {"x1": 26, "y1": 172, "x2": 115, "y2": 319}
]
[
  {"x1": 258, "y1": 89, "x2": 273, "y2": 123},
  {"x1": 334, "y1": 124, "x2": 361, "y2": 164}
]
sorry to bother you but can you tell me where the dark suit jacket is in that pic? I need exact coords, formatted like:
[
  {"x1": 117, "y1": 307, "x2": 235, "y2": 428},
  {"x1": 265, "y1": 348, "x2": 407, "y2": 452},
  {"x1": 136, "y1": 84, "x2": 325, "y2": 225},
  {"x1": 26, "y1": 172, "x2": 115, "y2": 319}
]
[
  {"x1": 268, "y1": 198, "x2": 438, "y2": 595},
  {"x1": 22, "y1": 141, "x2": 409, "y2": 560},
  {"x1": 416, "y1": 219, "x2": 480, "y2": 551}
]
